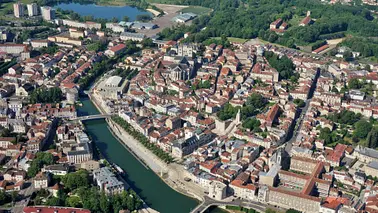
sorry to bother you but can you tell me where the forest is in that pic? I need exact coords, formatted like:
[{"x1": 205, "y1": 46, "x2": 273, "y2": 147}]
[{"x1": 158, "y1": 0, "x2": 378, "y2": 55}]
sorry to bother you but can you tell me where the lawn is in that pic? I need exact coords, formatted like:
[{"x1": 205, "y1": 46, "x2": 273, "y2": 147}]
[
  {"x1": 212, "y1": 37, "x2": 248, "y2": 43},
  {"x1": 179, "y1": 6, "x2": 212, "y2": 15},
  {"x1": 0, "y1": 0, "x2": 35, "y2": 16}
]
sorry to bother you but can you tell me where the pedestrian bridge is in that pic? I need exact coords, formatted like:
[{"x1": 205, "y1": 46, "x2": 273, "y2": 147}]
[{"x1": 71, "y1": 114, "x2": 112, "y2": 121}]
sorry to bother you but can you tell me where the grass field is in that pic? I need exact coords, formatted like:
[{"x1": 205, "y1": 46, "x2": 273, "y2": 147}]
[
  {"x1": 179, "y1": 6, "x2": 211, "y2": 15},
  {"x1": 212, "y1": 37, "x2": 248, "y2": 43}
]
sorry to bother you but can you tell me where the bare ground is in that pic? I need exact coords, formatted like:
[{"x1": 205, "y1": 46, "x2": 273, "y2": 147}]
[{"x1": 136, "y1": 3, "x2": 192, "y2": 38}]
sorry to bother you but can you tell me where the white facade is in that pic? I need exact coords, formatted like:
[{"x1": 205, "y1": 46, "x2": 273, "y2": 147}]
[
  {"x1": 27, "y1": 3, "x2": 38, "y2": 17},
  {"x1": 41, "y1": 6, "x2": 55, "y2": 21},
  {"x1": 13, "y1": 3, "x2": 24, "y2": 18}
]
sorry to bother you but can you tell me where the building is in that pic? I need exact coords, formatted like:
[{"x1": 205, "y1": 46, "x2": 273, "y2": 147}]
[
  {"x1": 354, "y1": 145, "x2": 378, "y2": 163},
  {"x1": 0, "y1": 137, "x2": 16, "y2": 148},
  {"x1": 30, "y1": 40, "x2": 50, "y2": 49},
  {"x1": 120, "y1": 32, "x2": 146, "y2": 42},
  {"x1": 42, "y1": 164, "x2": 69, "y2": 176},
  {"x1": 23, "y1": 206, "x2": 91, "y2": 213},
  {"x1": 69, "y1": 29, "x2": 84, "y2": 39},
  {"x1": 27, "y1": 3, "x2": 38, "y2": 17},
  {"x1": 48, "y1": 35, "x2": 82, "y2": 46},
  {"x1": 41, "y1": 6, "x2": 55, "y2": 21},
  {"x1": 172, "y1": 13, "x2": 197, "y2": 23},
  {"x1": 66, "y1": 88, "x2": 79, "y2": 104},
  {"x1": 34, "y1": 172, "x2": 50, "y2": 189},
  {"x1": 13, "y1": 3, "x2": 24, "y2": 18},
  {"x1": 105, "y1": 44, "x2": 126, "y2": 57},
  {"x1": 230, "y1": 178, "x2": 257, "y2": 201},
  {"x1": 62, "y1": 19, "x2": 102, "y2": 29},
  {"x1": 93, "y1": 167, "x2": 125, "y2": 195},
  {"x1": 67, "y1": 137, "x2": 93, "y2": 164},
  {"x1": 130, "y1": 22, "x2": 157, "y2": 30},
  {"x1": 97, "y1": 75, "x2": 128, "y2": 99},
  {"x1": 365, "y1": 161, "x2": 378, "y2": 178},
  {"x1": 208, "y1": 180, "x2": 227, "y2": 200},
  {"x1": 264, "y1": 186, "x2": 321, "y2": 213},
  {"x1": 105, "y1": 23, "x2": 125, "y2": 33},
  {"x1": 81, "y1": 160, "x2": 100, "y2": 171},
  {"x1": 0, "y1": 44, "x2": 28, "y2": 55}
]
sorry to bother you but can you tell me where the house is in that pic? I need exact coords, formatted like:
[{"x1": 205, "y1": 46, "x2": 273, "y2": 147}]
[
  {"x1": 3, "y1": 169, "x2": 26, "y2": 182},
  {"x1": 23, "y1": 206, "x2": 91, "y2": 213},
  {"x1": 299, "y1": 16, "x2": 313, "y2": 26},
  {"x1": 34, "y1": 172, "x2": 50, "y2": 189},
  {"x1": 42, "y1": 164, "x2": 69, "y2": 175},
  {"x1": 120, "y1": 32, "x2": 145, "y2": 42},
  {"x1": 105, "y1": 44, "x2": 126, "y2": 57}
]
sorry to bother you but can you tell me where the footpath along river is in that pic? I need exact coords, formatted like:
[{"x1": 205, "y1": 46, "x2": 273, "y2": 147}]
[{"x1": 77, "y1": 96, "x2": 198, "y2": 213}]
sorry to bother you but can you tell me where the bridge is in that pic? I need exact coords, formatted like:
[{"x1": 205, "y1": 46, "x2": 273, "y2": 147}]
[
  {"x1": 190, "y1": 196, "x2": 267, "y2": 213},
  {"x1": 71, "y1": 114, "x2": 112, "y2": 121}
]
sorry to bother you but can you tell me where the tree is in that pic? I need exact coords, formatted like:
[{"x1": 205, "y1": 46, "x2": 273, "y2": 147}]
[
  {"x1": 242, "y1": 118, "x2": 261, "y2": 132},
  {"x1": 367, "y1": 127, "x2": 378, "y2": 149},
  {"x1": 29, "y1": 87, "x2": 63, "y2": 104},
  {"x1": 293, "y1": 99, "x2": 305, "y2": 108},
  {"x1": 348, "y1": 78, "x2": 362, "y2": 89},
  {"x1": 136, "y1": 14, "x2": 152, "y2": 22},
  {"x1": 123, "y1": 16, "x2": 130, "y2": 22},
  {"x1": 141, "y1": 38, "x2": 155, "y2": 48},
  {"x1": 99, "y1": 192, "x2": 110, "y2": 213},
  {"x1": 111, "y1": 17, "x2": 119, "y2": 23},
  {"x1": 286, "y1": 209, "x2": 301, "y2": 213},
  {"x1": 354, "y1": 120, "x2": 372, "y2": 139},
  {"x1": 265, "y1": 209, "x2": 276, "y2": 213},
  {"x1": 62, "y1": 170, "x2": 90, "y2": 191},
  {"x1": 27, "y1": 152, "x2": 54, "y2": 177},
  {"x1": 319, "y1": 127, "x2": 332, "y2": 145}
]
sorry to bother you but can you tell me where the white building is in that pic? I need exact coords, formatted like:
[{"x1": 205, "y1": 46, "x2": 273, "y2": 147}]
[
  {"x1": 27, "y1": 3, "x2": 38, "y2": 17},
  {"x1": 41, "y1": 6, "x2": 55, "y2": 21},
  {"x1": 66, "y1": 88, "x2": 79, "y2": 104},
  {"x1": 13, "y1": 3, "x2": 24, "y2": 18},
  {"x1": 34, "y1": 172, "x2": 50, "y2": 189},
  {"x1": 120, "y1": 32, "x2": 145, "y2": 42},
  {"x1": 105, "y1": 23, "x2": 125, "y2": 33},
  {"x1": 97, "y1": 76, "x2": 127, "y2": 99},
  {"x1": 93, "y1": 167, "x2": 125, "y2": 195},
  {"x1": 208, "y1": 180, "x2": 227, "y2": 200}
]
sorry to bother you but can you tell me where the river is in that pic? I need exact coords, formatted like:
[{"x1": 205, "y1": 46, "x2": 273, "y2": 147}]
[
  {"x1": 54, "y1": 2, "x2": 152, "y2": 21},
  {"x1": 77, "y1": 96, "x2": 198, "y2": 213}
]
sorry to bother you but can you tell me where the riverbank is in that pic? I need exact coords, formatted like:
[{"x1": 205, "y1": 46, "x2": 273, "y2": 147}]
[{"x1": 89, "y1": 91, "x2": 205, "y2": 202}]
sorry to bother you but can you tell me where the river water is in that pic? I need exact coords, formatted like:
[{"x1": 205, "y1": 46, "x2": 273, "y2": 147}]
[{"x1": 77, "y1": 96, "x2": 198, "y2": 213}]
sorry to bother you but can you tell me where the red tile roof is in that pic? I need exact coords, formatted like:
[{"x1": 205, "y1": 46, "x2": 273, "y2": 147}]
[{"x1": 23, "y1": 206, "x2": 91, "y2": 213}]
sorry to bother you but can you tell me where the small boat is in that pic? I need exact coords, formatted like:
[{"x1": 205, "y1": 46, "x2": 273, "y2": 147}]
[{"x1": 113, "y1": 163, "x2": 124, "y2": 174}]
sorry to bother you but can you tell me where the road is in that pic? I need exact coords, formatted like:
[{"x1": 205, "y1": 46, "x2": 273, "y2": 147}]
[
  {"x1": 12, "y1": 180, "x2": 36, "y2": 213},
  {"x1": 190, "y1": 196, "x2": 267, "y2": 213}
]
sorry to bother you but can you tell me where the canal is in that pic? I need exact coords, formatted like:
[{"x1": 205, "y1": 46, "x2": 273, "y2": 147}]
[{"x1": 77, "y1": 96, "x2": 198, "y2": 213}]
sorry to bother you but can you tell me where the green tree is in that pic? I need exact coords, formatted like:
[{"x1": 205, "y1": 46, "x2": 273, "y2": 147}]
[
  {"x1": 136, "y1": 14, "x2": 152, "y2": 22},
  {"x1": 367, "y1": 127, "x2": 378, "y2": 149},
  {"x1": 354, "y1": 120, "x2": 372, "y2": 139},
  {"x1": 27, "y1": 152, "x2": 54, "y2": 177},
  {"x1": 319, "y1": 127, "x2": 332, "y2": 145},
  {"x1": 99, "y1": 192, "x2": 110, "y2": 213},
  {"x1": 29, "y1": 87, "x2": 63, "y2": 104},
  {"x1": 286, "y1": 209, "x2": 301, "y2": 213},
  {"x1": 293, "y1": 99, "x2": 305, "y2": 107},
  {"x1": 348, "y1": 78, "x2": 362, "y2": 89},
  {"x1": 123, "y1": 16, "x2": 129, "y2": 22},
  {"x1": 265, "y1": 209, "x2": 276, "y2": 213},
  {"x1": 61, "y1": 170, "x2": 90, "y2": 191}
]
